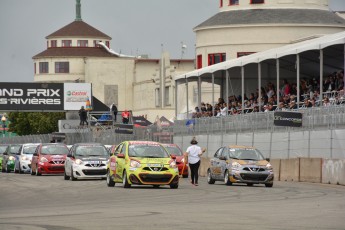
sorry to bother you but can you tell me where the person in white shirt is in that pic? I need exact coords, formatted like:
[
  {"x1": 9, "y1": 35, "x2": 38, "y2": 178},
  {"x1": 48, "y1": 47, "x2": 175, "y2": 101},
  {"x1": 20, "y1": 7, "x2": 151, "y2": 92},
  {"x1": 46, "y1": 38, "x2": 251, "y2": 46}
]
[{"x1": 184, "y1": 137, "x2": 206, "y2": 186}]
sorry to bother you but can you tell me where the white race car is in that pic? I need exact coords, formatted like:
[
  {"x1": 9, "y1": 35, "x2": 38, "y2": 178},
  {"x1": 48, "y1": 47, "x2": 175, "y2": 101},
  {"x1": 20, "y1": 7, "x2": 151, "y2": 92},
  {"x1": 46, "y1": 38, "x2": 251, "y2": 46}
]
[
  {"x1": 64, "y1": 143, "x2": 109, "y2": 180},
  {"x1": 14, "y1": 143, "x2": 40, "y2": 174}
]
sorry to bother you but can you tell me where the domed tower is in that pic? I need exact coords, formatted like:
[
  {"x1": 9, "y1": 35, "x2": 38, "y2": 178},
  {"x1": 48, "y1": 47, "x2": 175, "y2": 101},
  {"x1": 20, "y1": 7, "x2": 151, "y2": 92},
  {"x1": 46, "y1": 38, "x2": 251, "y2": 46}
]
[{"x1": 194, "y1": 0, "x2": 345, "y2": 69}]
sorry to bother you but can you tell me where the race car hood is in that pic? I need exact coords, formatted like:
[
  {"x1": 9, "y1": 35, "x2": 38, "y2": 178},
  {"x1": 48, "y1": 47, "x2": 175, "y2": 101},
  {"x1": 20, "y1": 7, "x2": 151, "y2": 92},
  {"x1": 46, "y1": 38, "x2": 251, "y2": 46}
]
[
  {"x1": 131, "y1": 157, "x2": 171, "y2": 165},
  {"x1": 230, "y1": 159, "x2": 269, "y2": 166},
  {"x1": 42, "y1": 154, "x2": 67, "y2": 161},
  {"x1": 76, "y1": 156, "x2": 108, "y2": 161}
]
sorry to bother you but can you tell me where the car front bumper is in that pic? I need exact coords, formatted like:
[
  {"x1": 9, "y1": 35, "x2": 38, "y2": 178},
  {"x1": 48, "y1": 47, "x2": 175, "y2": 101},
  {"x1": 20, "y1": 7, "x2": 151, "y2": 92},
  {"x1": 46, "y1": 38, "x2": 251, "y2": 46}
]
[
  {"x1": 230, "y1": 169, "x2": 274, "y2": 184},
  {"x1": 19, "y1": 160, "x2": 32, "y2": 172},
  {"x1": 128, "y1": 167, "x2": 179, "y2": 185},
  {"x1": 72, "y1": 164, "x2": 107, "y2": 179}
]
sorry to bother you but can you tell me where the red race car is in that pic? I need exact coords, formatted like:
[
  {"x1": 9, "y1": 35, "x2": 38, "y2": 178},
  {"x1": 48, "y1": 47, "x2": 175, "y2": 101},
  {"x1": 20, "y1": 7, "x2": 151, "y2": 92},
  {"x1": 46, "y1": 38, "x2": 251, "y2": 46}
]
[
  {"x1": 162, "y1": 143, "x2": 188, "y2": 178},
  {"x1": 31, "y1": 143, "x2": 69, "y2": 176}
]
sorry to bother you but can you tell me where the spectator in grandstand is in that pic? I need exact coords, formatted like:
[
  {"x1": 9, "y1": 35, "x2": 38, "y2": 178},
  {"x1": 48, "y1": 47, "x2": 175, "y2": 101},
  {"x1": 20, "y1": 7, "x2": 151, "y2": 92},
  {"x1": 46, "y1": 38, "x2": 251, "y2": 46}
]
[
  {"x1": 276, "y1": 102, "x2": 286, "y2": 111},
  {"x1": 281, "y1": 79, "x2": 291, "y2": 96},
  {"x1": 288, "y1": 101, "x2": 298, "y2": 110},
  {"x1": 323, "y1": 97, "x2": 331, "y2": 107}
]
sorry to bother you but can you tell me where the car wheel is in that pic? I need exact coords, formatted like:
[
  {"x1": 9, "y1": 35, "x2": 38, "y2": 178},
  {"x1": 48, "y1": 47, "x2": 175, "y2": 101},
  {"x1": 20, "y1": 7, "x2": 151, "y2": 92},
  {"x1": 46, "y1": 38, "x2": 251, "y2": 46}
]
[
  {"x1": 265, "y1": 183, "x2": 273, "y2": 188},
  {"x1": 71, "y1": 167, "x2": 77, "y2": 181},
  {"x1": 170, "y1": 183, "x2": 178, "y2": 189},
  {"x1": 106, "y1": 170, "x2": 115, "y2": 187},
  {"x1": 224, "y1": 170, "x2": 232, "y2": 186},
  {"x1": 14, "y1": 165, "x2": 19, "y2": 173},
  {"x1": 247, "y1": 183, "x2": 254, "y2": 186},
  {"x1": 207, "y1": 169, "x2": 215, "y2": 184},
  {"x1": 2, "y1": 167, "x2": 5, "y2": 173},
  {"x1": 6, "y1": 165, "x2": 11, "y2": 173},
  {"x1": 122, "y1": 171, "x2": 131, "y2": 188},
  {"x1": 19, "y1": 164, "x2": 24, "y2": 174},
  {"x1": 153, "y1": 185, "x2": 160, "y2": 188},
  {"x1": 64, "y1": 170, "x2": 70, "y2": 180},
  {"x1": 35, "y1": 166, "x2": 41, "y2": 176}
]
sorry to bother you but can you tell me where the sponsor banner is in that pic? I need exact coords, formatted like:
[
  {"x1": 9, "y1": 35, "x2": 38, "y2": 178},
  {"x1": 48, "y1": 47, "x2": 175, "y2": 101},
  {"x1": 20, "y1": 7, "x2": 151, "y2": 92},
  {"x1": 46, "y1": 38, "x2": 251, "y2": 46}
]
[
  {"x1": 0, "y1": 82, "x2": 63, "y2": 111},
  {"x1": 114, "y1": 124, "x2": 134, "y2": 134},
  {"x1": 58, "y1": 120, "x2": 89, "y2": 133},
  {"x1": 0, "y1": 82, "x2": 92, "y2": 111},
  {"x1": 274, "y1": 111, "x2": 303, "y2": 127},
  {"x1": 64, "y1": 83, "x2": 92, "y2": 111}
]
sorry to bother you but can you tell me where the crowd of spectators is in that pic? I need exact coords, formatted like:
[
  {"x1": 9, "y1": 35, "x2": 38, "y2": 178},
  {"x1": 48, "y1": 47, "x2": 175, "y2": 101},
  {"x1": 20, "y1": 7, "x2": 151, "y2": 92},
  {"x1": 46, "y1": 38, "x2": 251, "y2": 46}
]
[{"x1": 192, "y1": 70, "x2": 345, "y2": 118}]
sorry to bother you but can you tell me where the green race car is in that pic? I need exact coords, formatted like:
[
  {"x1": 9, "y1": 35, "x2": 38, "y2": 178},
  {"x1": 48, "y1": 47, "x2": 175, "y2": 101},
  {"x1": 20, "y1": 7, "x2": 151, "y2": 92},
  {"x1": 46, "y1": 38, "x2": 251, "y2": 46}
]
[
  {"x1": 2, "y1": 144, "x2": 21, "y2": 173},
  {"x1": 106, "y1": 141, "x2": 179, "y2": 189}
]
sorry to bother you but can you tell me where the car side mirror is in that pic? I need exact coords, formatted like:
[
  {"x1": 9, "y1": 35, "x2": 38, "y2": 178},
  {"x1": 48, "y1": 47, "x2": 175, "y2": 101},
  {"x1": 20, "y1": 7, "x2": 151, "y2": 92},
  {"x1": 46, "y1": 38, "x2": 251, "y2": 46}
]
[
  {"x1": 265, "y1": 158, "x2": 270, "y2": 162},
  {"x1": 170, "y1": 154, "x2": 176, "y2": 160},
  {"x1": 219, "y1": 156, "x2": 226, "y2": 161},
  {"x1": 117, "y1": 153, "x2": 125, "y2": 158}
]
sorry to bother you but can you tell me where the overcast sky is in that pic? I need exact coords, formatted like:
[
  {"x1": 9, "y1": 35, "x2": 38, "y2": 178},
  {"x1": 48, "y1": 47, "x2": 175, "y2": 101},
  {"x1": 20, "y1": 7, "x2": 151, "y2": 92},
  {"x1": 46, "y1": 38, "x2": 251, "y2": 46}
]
[{"x1": 0, "y1": 0, "x2": 344, "y2": 83}]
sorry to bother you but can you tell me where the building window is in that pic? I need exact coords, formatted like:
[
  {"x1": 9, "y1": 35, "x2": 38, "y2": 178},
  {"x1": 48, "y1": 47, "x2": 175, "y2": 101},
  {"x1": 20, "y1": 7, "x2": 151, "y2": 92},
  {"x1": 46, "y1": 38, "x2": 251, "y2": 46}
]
[
  {"x1": 77, "y1": 40, "x2": 88, "y2": 47},
  {"x1": 155, "y1": 88, "x2": 160, "y2": 107},
  {"x1": 220, "y1": 0, "x2": 223, "y2": 7},
  {"x1": 208, "y1": 53, "x2": 226, "y2": 66},
  {"x1": 164, "y1": 86, "x2": 170, "y2": 106},
  {"x1": 197, "y1": 55, "x2": 202, "y2": 69},
  {"x1": 51, "y1": 40, "x2": 57, "y2": 47},
  {"x1": 237, "y1": 52, "x2": 256, "y2": 58},
  {"x1": 62, "y1": 40, "x2": 72, "y2": 47},
  {"x1": 94, "y1": 40, "x2": 101, "y2": 47},
  {"x1": 105, "y1": 41, "x2": 110, "y2": 48},
  {"x1": 251, "y1": 0, "x2": 264, "y2": 4},
  {"x1": 229, "y1": 0, "x2": 239, "y2": 5},
  {"x1": 55, "y1": 62, "x2": 69, "y2": 73},
  {"x1": 39, "y1": 62, "x2": 49, "y2": 73}
]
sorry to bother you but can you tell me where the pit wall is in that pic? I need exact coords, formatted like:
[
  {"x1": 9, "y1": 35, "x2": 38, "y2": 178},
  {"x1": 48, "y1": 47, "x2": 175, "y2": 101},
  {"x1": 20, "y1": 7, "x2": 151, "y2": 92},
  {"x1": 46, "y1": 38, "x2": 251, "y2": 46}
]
[{"x1": 198, "y1": 157, "x2": 345, "y2": 186}]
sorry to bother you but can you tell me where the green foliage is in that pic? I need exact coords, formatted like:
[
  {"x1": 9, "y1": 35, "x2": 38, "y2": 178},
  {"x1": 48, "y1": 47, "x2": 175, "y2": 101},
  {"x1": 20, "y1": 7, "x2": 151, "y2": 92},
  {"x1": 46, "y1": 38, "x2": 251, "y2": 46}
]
[{"x1": 8, "y1": 112, "x2": 65, "y2": 136}]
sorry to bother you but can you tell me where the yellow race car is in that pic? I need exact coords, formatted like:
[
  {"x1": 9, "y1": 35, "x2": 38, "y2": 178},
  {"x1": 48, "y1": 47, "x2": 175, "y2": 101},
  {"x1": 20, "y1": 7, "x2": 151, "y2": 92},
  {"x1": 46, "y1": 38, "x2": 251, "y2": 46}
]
[{"x1": 106, "y1": 141, "x2": 179, "y2": 189}]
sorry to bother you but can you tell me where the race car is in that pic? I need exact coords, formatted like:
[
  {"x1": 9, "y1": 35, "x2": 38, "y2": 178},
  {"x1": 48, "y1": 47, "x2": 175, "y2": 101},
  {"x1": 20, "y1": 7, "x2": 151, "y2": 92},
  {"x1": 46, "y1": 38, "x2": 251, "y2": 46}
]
[
  {"x1": 106, "y1": 141, "x2": 179, "y2": 189},
  {"x1": 64, "y1": 143, "x2": 109, "y2": 180},
  {"x1": 207, "y1": 145, "x2": 274, "y2": 187},
  {"x1": 161, "y1": 143, "x2": 188, "y2": 178},
  {"x1": 14, "y1": 143, "x2": 40, "y2": 174},
  {"x1": 0, "y1": 144, "x2": 10, "y2": 172},
  {"x1": 2, "y1": 144, "x2": 21, "y2": 173}
]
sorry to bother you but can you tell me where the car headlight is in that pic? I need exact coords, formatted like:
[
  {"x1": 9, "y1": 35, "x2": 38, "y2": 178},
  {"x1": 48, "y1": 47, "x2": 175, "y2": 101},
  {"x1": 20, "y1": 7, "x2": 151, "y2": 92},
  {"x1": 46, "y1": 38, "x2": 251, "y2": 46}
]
[
  {"x1": 266, "y1": 163, "x2": 273, "y2": 170},
  {"x1": 231, "y1": 162, "x2": 241, "y2": 168},
  {"x1": 40, "y1": 157, "x2": 48, "y2": 163},
  {"x1": 75, "y1": 159, "x2": 83, "y2": 165},
  {"x1": 9, "y1": 156, "x2": 15, "y2": 161},
  {"x1": 169, "y1": 161, "x2": 177, "y2": 168},
  {"x1": 130, "y1": 160, "x2": 141, "y2": 168},
  {"x1": 21, "y1": 156, "x2": 28, "y2": 161}
]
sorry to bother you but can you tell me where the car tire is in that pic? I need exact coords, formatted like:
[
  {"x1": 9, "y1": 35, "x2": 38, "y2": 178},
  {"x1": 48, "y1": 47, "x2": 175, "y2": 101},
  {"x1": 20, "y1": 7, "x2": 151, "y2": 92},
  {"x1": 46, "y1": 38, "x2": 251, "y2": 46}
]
[
  {"x1": 122, "y1": 171, "x2": 131, "y2": 188},
  {"x1": 170, "y1": 183, "x2": 178, "y2": 189},
  {"x1": 207, "y1": 169, "x2": 215, "y2": 184},
  {"x1": 153, "y1": 185, "x2": 160, "y2": 188},
  {"x1": 71, "y1": 167, "x2": 77, "y2": 181},
  {"x1": 6, "y1": 165, "x2": 11, "y2": 173},
  {"x1": 36, "y1": 166, "x2": 41, "y2": 176},
  {"x1": 247, "y1": 183, "x2": 254, "y2": 186},
  {"x1": 14, "y1": 165, "x2": 19, "y2": 173},
  {"x1": 265, "y1": 183, "x2": 273, "y2": 188},
  {"x1": 19, "y1": 164, "x2": 24, "y2": 174},
  {"x1": 2, "y1": 167, "x2": 5, "y2": 173},
  {"x1": 106, "y1": 170, "x2": 115, "y2": 187},
  {"x1": 64, "y1": 170, "x2": 70, "y2": 180},
  {"x1": 224, "y1": 170, "x2": 232, "y2": 186}
]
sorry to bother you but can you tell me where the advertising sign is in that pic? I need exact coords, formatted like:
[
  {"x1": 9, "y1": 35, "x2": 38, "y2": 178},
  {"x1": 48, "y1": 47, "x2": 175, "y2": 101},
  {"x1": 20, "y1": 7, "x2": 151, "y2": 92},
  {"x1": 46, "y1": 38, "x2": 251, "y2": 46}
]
[
  {"x1": 114, "y1": 124, "x2": 134, "y2": 134},
  {"x1": 0, "y1": 82, "x2": 92, "y2": 111},
  {"x1": 274, "y1": 111, "x2": 303, "y2": 127}
]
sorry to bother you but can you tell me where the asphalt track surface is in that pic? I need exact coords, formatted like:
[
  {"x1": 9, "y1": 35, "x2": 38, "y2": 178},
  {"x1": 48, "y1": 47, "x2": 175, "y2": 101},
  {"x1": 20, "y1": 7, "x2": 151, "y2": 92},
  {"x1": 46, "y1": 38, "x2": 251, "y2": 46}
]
[{"x1": 0, "y1": 173, "x2": 344, "y2": 230}]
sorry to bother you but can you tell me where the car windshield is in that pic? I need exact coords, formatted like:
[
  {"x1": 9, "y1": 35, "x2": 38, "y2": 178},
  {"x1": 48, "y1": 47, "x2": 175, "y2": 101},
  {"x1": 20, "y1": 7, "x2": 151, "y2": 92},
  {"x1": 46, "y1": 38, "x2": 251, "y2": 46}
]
[
  {"x1": 41, "y1": 145, "x2": 69, "y2": 155},
  {"x1": 10, "y1": 145, "x2": 21, "y2": 155},
  {"x1": 0, "y1": 146, "x2": 8, "y2": 154},
  {"x1": 75, "y1": 145, "x2": 108, "y2": 156},
  {"x1": 23, "y1": 145, "x2": 38, "y2": 154},
  {"x1": 164, "y1": 146, "x2": 183, "y2": 156},
  {"x1": 128, "y1": 144, "x2": 170, "y2": 158},
  {"x1": 228, "y1": 148, "x2": 265, "y2": 161}
]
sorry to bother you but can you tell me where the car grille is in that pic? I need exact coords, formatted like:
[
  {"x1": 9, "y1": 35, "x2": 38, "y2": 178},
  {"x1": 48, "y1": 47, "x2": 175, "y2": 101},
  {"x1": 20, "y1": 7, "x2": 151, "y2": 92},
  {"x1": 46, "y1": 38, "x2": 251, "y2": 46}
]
[
  {"x1": 82, "y1": 169, "x2": 107, "y2": 176},
  {"x1": 47, "y1": 166, "x2": 64, "y2": 171},
  {"x1": 243, "y1": 167, "x2": 266, "y2": 172},
  {"x1": 49, "y1": 160, "x2": 65, "y2": 165},
  {"x1": 139, "y1": 174, "x2": 172, "y2": 183},
  {"x1": 85, "y1": 163, "x2": 106, "y2": 167},
  {"x1": 240, "y1": 173, "x2": 268, "y2": 181},
  {"x1": 142, "y1": 167, "x2": 169, "y2": 172}
]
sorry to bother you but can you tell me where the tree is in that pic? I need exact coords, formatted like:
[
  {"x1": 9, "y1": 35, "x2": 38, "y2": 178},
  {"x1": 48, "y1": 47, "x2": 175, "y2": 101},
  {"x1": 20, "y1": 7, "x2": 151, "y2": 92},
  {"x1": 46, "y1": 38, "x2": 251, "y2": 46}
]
[{"x1": 8, "y1": 112, "x2": 65, "y2": 136}]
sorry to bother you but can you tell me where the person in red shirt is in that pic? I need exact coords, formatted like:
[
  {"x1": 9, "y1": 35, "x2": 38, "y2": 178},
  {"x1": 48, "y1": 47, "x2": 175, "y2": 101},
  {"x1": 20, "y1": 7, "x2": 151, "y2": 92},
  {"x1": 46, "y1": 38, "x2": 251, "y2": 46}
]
[{"x1": 121, "y1": 110, "x2": 130, "y2": 124}]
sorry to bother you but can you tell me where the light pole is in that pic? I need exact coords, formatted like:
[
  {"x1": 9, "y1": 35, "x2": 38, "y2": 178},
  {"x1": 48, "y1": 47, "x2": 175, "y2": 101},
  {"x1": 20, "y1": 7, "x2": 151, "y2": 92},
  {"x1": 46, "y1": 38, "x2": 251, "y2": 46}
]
[{"x1": 1, "y1": 115, "x2": 6, "y2": 137}]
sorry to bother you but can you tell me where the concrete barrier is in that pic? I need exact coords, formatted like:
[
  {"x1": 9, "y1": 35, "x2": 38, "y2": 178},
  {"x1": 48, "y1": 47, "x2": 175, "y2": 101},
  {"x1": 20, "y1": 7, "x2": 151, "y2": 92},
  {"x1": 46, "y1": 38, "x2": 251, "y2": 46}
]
[
  {"x1": 199, "y1": 157, "x2": 210, "y2": 177},
  {"x1": 280, "y1": 158, "x2": 300, "y2": 182},
  {"x1": 299, "y1": 158, "x2": 322, "y2": 183},
  {"x1": 322, "y1": 159, "x2": 345, "y2": 185}
]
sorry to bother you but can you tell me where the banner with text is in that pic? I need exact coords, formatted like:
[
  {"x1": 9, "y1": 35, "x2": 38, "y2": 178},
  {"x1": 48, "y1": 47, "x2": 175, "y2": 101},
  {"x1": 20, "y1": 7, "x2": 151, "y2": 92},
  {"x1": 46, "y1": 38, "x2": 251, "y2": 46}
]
[{"x1": 274, "y1": 111, "x2": 303, "y2": 127}]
